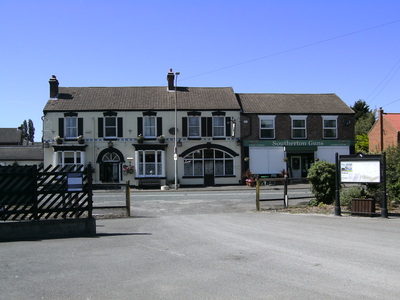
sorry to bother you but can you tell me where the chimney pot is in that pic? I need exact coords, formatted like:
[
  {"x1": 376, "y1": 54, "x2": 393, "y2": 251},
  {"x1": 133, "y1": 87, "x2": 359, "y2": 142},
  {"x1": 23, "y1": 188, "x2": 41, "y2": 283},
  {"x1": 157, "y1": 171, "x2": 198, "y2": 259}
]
[
  {"x1": 49, "y1": 75, "x2": 59, "y2": 98},
  {"x1": 167, "y1": 69, "x2": 175, "y2": 91}
]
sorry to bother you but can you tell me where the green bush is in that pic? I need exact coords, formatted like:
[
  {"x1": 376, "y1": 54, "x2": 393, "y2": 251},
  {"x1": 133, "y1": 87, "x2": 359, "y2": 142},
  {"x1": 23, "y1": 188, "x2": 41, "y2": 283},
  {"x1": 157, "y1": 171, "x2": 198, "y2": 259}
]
[
  {"x1": 385, "y1": 147, "x2": 400, "y2": 201},
  {"x1": 308, "y1": 199, "x2": 319, "y2": 206},
  {"x1": 340, "y1": 186, "x2": 366, "y2": 210},
  {"x1": 307, "y1": 160, "x2": 336, "y2": 205}
]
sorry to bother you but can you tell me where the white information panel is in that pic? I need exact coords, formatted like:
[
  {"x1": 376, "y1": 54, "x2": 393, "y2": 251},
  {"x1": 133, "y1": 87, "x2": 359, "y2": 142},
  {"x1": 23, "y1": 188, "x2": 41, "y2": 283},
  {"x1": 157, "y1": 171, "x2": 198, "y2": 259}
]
[
  {"x1": 340, "y1": 160, "x2": 380, "y2": 183},
  {"x1": 67, "y1": 173, "x2": 83, "y2": 191}
]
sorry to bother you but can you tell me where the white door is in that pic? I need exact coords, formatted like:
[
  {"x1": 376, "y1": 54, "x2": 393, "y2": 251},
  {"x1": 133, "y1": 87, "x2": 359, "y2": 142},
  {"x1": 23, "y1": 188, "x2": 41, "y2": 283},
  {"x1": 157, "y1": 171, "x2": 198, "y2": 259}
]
[{"x1": 291, "y1": 156, "x2": 301, "y2": 178}]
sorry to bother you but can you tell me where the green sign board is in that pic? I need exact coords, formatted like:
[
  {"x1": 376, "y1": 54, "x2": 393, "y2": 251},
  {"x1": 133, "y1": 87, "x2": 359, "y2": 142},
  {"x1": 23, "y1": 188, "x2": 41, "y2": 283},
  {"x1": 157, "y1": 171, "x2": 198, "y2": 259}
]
[{"x1": 244, "y1": 140, "x2": 352, "y2": 147}]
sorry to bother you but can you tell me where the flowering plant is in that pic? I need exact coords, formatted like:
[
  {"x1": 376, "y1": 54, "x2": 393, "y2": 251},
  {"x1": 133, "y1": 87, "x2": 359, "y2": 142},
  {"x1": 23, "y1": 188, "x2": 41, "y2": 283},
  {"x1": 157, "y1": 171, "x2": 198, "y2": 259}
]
[
  {"x1": 55, "y1": 136, "x2": 63, "y2": 144},
  {"x1": 243, "y1": 169, "x2": 255, "y2": 180},
  {"x1": 123, "y1": 165, "x2": 135, "y2": 174}
]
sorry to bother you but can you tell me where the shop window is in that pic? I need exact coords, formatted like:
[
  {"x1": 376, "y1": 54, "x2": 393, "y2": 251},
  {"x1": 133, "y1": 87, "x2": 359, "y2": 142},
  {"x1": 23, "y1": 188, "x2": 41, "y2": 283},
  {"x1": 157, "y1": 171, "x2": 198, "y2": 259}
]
[
  {"x1": 183, "y1": 149, "x2": 234, "y2": 176},
  {"x1": 323, "y1": 116, "x2": 338, "y2": 139}
]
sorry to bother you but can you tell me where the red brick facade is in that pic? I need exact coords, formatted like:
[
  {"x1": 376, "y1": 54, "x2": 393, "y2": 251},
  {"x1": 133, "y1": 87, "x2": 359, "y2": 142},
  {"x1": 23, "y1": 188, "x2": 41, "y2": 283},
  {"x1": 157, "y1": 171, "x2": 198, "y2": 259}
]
[
  {"x1": 241, "y1": 114, "x2": 354, "y2": 140},
  {"x1": 369, "y1": 110, "x2": 400, "y2": 152}
]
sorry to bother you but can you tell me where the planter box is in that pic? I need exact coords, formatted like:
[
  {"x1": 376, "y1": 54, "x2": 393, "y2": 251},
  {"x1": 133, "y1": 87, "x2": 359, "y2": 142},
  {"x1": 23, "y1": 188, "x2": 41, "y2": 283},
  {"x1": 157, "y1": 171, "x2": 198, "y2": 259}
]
[
  {"x1": 352, "y1": 198, "x2": 376, "y2": 217},
  {"x1": 246, "y1": 180, "x2": 255, "y2": 187}
]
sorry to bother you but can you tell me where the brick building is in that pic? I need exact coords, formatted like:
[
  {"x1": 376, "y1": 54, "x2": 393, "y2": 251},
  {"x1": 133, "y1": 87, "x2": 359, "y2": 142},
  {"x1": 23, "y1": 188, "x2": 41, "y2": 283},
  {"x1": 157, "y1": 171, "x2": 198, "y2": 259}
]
[
  {"x1": 369, "y1": 108, "x2": 400, "y2": 152},
  {"x1": 238, "y1": 93, "x2": 355, "y2": 178}
]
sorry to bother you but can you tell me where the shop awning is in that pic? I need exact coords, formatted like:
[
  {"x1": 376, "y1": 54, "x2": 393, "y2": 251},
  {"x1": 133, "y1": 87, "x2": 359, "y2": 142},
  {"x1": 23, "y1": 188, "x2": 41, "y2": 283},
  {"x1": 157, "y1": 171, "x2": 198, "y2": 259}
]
[{"x1": 284, "y1": 146, "x2": 317, "y2": 153}]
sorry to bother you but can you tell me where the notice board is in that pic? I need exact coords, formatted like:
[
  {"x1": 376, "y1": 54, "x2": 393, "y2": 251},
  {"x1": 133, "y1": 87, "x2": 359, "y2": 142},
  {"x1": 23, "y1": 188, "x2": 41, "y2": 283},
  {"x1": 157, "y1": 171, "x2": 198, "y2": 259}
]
[{"x1": 340, "y1": 160, "x2": 380, "y2": 183}]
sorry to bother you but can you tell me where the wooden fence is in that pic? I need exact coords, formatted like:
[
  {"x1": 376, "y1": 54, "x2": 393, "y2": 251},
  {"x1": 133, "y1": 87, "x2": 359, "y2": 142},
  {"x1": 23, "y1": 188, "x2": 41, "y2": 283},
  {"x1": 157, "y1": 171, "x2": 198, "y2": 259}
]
[
  {"x1": 0, "y1": 164, "x2": 93, "y2": 222},
  {"x1": 92, "y1": 182, "x2": 131, "y2": 217},
  {"x1": 255, "y1": 177, "x2": 311, "y2": 211}
]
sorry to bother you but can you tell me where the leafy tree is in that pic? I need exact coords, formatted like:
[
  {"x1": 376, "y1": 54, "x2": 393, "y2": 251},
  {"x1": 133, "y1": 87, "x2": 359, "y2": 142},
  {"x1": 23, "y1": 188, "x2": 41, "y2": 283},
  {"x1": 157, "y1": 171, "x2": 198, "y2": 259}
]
[
  {"x1": 19, "y1": 119, "x2": 35, "y2": 144},
  {"x1": 28, "y1": 119, "x2": 35, "y2": 143},
  {"x1": 355, "y1": 134, "x2": 369, "y2": 153},
  {"x1": 354, "y1": 110, "x2": 376, "y2": 136},
  {"x1": 307, "y1": 160, "x2": 337, "y2": 204},
  {"x1": 351, "y1": 100, "x2": 376, "y2": 151},
  {"x1": 19, "y1": 120, "x2": 28, "y2": 143},
  {"x1": 351, "y1": 100, "x2": 371, "y2": 121}
]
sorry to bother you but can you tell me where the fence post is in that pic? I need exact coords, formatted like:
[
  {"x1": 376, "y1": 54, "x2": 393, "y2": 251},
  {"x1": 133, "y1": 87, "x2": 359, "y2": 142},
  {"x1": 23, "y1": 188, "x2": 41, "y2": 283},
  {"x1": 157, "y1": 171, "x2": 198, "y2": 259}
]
[
  {"x1": 126, "y1": 180, "x2": 131, "y2": 217},
  {"x1": 87, "y1": 163, "x2": 93, "y2": 219},
  {"x1": 381, "y1": 152, "x2": 388, "y2": 218},
  {"x1": 334, "y1": 153, "x2": 342, "y2": 216},
  {"x1": 32, "y1": 165, "x2": 38, "y2": 221},
  {"x1": 256, "y1": 180, "x2": 261, "y2": 211},
  {"x1": 284, "y1": 176, "x2": 288, "y2": 208}
]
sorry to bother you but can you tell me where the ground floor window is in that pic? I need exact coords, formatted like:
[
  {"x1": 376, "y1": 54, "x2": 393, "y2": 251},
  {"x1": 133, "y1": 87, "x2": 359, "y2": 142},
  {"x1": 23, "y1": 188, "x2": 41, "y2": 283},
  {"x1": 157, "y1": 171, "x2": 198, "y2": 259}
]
[
  {"x1": 135, "y1": 150, "x2": 165, "y2": 177},
  {"x1": 183, "y1": 149, "x2": 234, "y2": 176},
  {"x1": 55, "y1": 151, "x2": 84, "y2": 170}
]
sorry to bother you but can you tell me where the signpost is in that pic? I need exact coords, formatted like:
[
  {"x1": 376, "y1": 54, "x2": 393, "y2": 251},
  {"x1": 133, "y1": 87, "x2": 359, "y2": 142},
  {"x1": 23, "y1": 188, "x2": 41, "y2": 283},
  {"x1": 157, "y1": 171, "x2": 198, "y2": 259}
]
[{"x1": 335, "y1": 153, "x2": 387, "y2": 218}]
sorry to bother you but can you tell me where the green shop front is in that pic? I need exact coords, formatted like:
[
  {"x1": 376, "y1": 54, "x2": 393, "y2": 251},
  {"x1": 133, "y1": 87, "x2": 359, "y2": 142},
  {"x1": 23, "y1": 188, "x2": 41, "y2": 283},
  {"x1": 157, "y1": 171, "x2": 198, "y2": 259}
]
[{"x1": 243, "y1": 140, "x2": 353, "y2": 178}]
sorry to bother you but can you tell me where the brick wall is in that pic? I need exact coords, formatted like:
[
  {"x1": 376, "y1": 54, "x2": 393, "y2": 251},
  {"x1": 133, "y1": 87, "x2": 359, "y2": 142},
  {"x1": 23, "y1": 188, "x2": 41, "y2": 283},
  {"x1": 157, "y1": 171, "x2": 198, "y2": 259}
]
[
  {"x1": 369, "y1": 116, "x2": 399, "y2": 152},
  {"x1": 241, "y1": 114, "x2": 354, "y2": 140}
]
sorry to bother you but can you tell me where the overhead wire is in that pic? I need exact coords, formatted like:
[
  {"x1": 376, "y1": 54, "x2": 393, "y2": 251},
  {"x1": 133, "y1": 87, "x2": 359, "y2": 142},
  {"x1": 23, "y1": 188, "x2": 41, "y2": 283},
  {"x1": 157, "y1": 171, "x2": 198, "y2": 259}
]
[
  {"x1": 366, "y1": 58, "x2": 400, "y2": 107},
  {"x1": 180, "y1": 19, "x2": 400, "y2": 82}
]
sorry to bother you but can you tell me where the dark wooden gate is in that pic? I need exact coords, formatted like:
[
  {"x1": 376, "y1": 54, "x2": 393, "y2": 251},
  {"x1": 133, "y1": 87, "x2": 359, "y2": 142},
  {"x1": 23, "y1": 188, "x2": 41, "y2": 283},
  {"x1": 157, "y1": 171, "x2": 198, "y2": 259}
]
[{"x1": 0, "y1": 164, "x2": 93, "y2": 222}]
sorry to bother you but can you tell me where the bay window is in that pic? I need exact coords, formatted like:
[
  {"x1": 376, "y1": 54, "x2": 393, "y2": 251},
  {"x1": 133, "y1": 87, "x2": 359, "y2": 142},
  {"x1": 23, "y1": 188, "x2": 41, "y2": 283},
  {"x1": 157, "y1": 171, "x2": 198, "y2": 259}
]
[{"x1": 136, "y1": 150, "x2": 165, "y2": 177}]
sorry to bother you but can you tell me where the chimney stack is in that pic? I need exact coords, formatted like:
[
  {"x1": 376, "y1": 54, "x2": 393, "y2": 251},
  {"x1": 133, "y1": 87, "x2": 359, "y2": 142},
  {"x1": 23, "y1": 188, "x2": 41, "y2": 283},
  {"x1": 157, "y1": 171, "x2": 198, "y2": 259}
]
[
  {"x1": 49, "y1": 75, "x2": 59, "y2": 98},
  {"x1": 167, "y1": 69, "x2": 175, "y2": 91},
  {"x1": 379, "y1": 107, "x2": 384, "y2": 152}
]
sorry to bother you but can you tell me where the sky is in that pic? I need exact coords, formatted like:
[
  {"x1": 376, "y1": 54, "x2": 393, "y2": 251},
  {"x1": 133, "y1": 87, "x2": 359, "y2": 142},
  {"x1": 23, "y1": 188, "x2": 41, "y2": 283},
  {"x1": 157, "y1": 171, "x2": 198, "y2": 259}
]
[{"x1": 1, "y1": 0, "x2": 399, "y2": 141}]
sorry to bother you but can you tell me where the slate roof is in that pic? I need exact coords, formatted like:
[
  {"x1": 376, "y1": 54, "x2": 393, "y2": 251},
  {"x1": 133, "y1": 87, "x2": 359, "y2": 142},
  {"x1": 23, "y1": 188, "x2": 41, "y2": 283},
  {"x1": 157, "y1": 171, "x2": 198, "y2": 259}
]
[
  {"x1": 0, "y1": 146, "x2": 43, "y2": 161},
  {"x1": 237, "y1": 93, "x2": 354, "y2": 114},
  {"x1": 384, "y1": 113, "x2": 400, "y2": 132},
  {"x1": 0, "y1": 128, "x2": 22, "y2": 145},
  {"x1": 43, "y1": 86, "x2": 240, "y2": 112}
]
